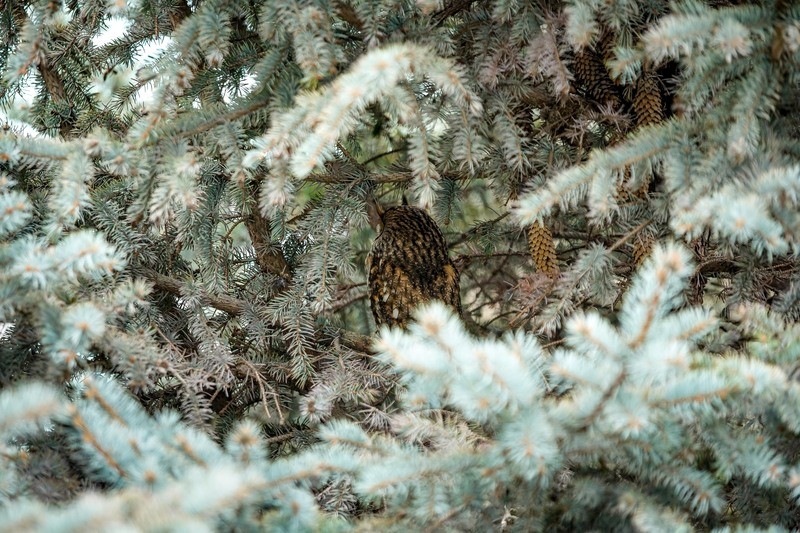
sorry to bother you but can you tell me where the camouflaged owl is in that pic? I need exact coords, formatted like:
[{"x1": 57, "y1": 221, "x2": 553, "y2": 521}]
[{"x1": 367, "y1": 204, "x2": 461, "y2": 328}]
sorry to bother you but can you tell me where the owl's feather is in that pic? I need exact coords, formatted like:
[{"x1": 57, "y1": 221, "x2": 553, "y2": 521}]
[{"x1": 367, "y1": 205, "x2": 461, "y2": 327}]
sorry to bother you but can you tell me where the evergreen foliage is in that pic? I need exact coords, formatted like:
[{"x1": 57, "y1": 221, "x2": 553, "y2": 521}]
[{"x1": 1, "y1": 0, "x2": 800, "y2": 530}]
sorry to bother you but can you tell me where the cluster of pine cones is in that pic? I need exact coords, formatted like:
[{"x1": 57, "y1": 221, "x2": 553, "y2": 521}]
[
  {"x1": 367, "y1": 27, "x2": 673, "y2": 328},
  {"x1": 572, "y1": 30, "x2": 667, "y2": 128},
  {"x1": 573, "y1": 28, "x2": 671, "y2": 266}
]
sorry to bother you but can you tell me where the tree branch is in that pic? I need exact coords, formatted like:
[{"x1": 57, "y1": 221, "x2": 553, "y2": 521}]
[
  {"x1": 135, "y1": 266, "x2": 249, "y2": 315},
  {"x1": 135, "y1": 266, "x2": 376, "y2": 356},
  {"x1": 337, "y1": 329, "x2": 376, "y2": 355},
  {"x1": 434, "y1": 0, "x2": 477, "y2": 26},
  {"x1": 180, "y1": 99, "x2": 271, "y2": 139},
  {"x1": 333, "y1": 1, "x2": 364, "y2": 31}
]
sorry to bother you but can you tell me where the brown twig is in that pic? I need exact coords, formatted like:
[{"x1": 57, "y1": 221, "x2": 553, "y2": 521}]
[
  {"x1": 179, "y1": 99, "x2": 271, "y2": 139},
  {"x1": 305, "y1": 171, "x2": 409, "y2": 184},
  {"x1": 578, "y1": 369, "x2": 627, "y2": 431},
  {"x1": 448, "y1": 212, "x2": 510, "y2": 249},
  {"x1": 326, "y1": 291, "x2": 369, "y2": 313},
  {"x1": 608, "y1": 218, "x2": 653, "y2": 253},
  {"x1": 337, "y1": 329, "x2": 376, "y2": 355}
]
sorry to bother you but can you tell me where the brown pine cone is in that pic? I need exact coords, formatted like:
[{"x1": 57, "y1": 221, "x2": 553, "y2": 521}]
[
  {"x1": 631, "y1": 69, "x2": 666, "y2": 196},
  {"x1": 633, "y1": 69, "x2": 665, "y2": 128},
  {"x1": 573, "y1": 48, "x2": 622, "y2": 109},
  {"x1": 597, "y1": 27, "x2": 617, "y2": 67},
  {"x1": 367, "y1": 205, "x2": 461, "y2": 328},
  {"x1": 527, "y1": 221, "x2": 559, "y2": 279},
  {"x1": 632, "y1": 233, "x2": 655, "y2": 268}
]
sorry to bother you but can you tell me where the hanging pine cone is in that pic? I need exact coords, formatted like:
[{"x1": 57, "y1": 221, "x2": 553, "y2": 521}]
[
  {"x1": 573, "y1": 48, "x2": 622, "y2": 109},
  {"x1": 633, "y1": 69, "x2": 665, "y2": 128},
  {"x1": 527, "y1": 221, "x2": 559, "y2": 279},
  {"x1": 632, "y1": 233, "x2": 656, "y2": 268},
  {"x1": 631, "y1": 69, "x2": 666, "y2": 197},
  {"x1": 597, "y1": 27, "x2": 617, "y2": 68},
  {"x1": 367, "y1": 205, "x2": 461, "y2": 328}
]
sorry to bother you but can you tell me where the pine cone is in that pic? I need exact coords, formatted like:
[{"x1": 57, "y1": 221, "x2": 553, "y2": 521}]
[
  {"x1": 367, "y1": 205, "x2": 461, "y2": 328},
  {"x1": 632, "y1": 233, "x2": 655, "y2": 268},
  {"x1": 597, "y1": 27, "x2": 617, "y2": 67},
  {"x1": 633, "y1": 70, "x2": 665, "y2": 128},
  {"x1": 631, "y1": 69, "x2": 665, "y2": 197},
  {"x1": 527, "y1": 221, "x2": 559, "y2": 279},
  {"x1": 573, "y1": 48, "x2": 622, "y2": 109}
]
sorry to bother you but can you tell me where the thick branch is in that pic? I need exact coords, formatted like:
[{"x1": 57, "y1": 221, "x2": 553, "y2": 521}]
[
  {"x1": 306, "y1": 172, "x2": 408, "y2": 184},
  {"x1": 38, "y1": 58, "x2": 67, "y2": 102},
  {"x1": 10, "y1": 4, "x2": 74, "y2": 138},
  {"x1": 434, "y1": 0, "x2": 477, "y2": 26},
  {"x1": 697, "y1": 257, "x2": 738, "y2": 276},
  {"x1": 135, "y1": 266, "x2": 248, "y2": 315},
  {"x1": 333, "y1": 1, "x2": 364, "y2": 30},
  {"x1": 135, "y1": 266, "x2": 376, "y2": 356},
  {"x1": 337, "y1": 329, "x2": 376, "y2": 355},
  {"x1": 697, "y1": 257, "x2": 797, "y2": 278}
]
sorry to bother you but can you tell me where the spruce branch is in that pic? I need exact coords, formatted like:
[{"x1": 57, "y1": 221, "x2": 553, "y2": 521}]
[
  {"x1": 38, "y1": 58, "x2": 74, "y2": 138},
  {"x1": 4, "y1": 1, "x2": 800, "y2": 529},
  {"x1": 178, "y1": 99, "x2": 272, "y2": 140},
  {"x1": 434, "y1": 0, "x2": 477, "y2": 26},
  {"x1": 134, "y1": 266, "x2": 249, "y2": 316},
  {"x1": 133, "y1": 266, "x2": 375, "y2": 357},
  {"x1": 577, "y1": 369, "x2": 628, "y2": 431},
  {"x1": 333, "y1": 2, "x2": 364, "y2": 31},
  {"x1": 608, "y1": 219, "x2": 654, "y2": 253},
  {"x1": 68, "y1": 408, "x2": 129, "y2": 479}
]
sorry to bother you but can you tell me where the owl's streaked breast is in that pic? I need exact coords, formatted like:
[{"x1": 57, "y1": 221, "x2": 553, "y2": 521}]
[{"x1": 368, "y1": 206, "x2": 461, "y2": 328}]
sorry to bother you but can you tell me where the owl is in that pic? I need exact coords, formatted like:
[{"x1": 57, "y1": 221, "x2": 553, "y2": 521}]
[{"x1": 367, "y1": 204, "x2": 461, "y2": 328}]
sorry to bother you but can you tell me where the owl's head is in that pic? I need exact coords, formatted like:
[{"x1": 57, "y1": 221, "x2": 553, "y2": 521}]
[
  {"x1": 366, "y1": 194, "x2": 411, "y2": 233},
  {"x1": 379, "y1": 205, "x2": 440, "y2": 238}
]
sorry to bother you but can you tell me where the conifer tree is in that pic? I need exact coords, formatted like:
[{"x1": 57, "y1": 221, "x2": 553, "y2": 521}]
[{"x1": 1, "y1": 0, "x2": 800, "y2": 530}]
